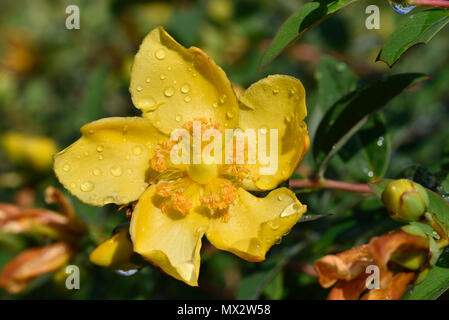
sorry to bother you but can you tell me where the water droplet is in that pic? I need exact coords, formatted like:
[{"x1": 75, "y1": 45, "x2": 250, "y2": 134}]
[
  {"x1": 212, "y1": 102, "x2": 218, "y2": 108},
  {"x1": 219, "y1": 94, "x2": 227, "y2": 104},
  {"x1": 368, "y1": 171, "x2": 374, "y2": 178},
  {"x1": 175, "y1": 115, "x2": 182, "y2": 122},
  {"x1": 389, "y1": 1, "x2": 415, "y2": 14},
  {"x1": 269, "y1": 220, "x2": 280, "y2": 230},
  {"x1": 277, "y1": 195, "x2": 283, "y2": 201},
  {"x1": 260, "y1": 127, "x2": 267, "y2": 135},
  {"x1": 132, "y1": 146, "x2": 143, "y2": 155},
  {"x1": 70, "y1": 183, "x2": 76, "y2": 188},
  {"x1": 181, "y1": 84, "x2": 191, "y2": 94},
  {"x1": 155, "y1": 48, "x2": 166, "y2": 60},
  {"x1": 164, "y1": 86, "x2": 175, "y2": 97},
  {"x1": 139, "y1": 97, "x2": 158, "y2": 112},
  {"x1": 145, "y1": 78, "x2": 150, "y2": 83},
  {"x1": 88, "y1": 129, "x2": 94, "y2": 135},
  {"x1": 110, "y1": 165, "x2": 123, "y2": 177},
  {"x1": 136, "y1": 86, "x2": 143, "y2": 92},
  {"x1": 280, "y1": 203, "x2": 301, "y2": 217},
  {"x1": 84, "y1": 151, "x2": 89, "y2": 157},
  {"x1": 63, "y1": 163, "x2": 71, "y2": 172},
  {"x1": 226, "y1": 111, "x2": 233, "y2": 119},
  {"x1": 115, "y1": 269, "x2": 139, "y2": 276},
  {"x1": 96, "y1": 145, "x2": 104, "y2": 153},
  {"x1": 103, "y1": 196, "x2": 115, "y2": 204},
  {"x1": 80, "y1": 181, "x2": 94, "y2": 192},
  {"x1": 377, "y1": 136, "x2": 384, "y2": 147},
  {"x1": 285, "y1": 115, "x2": 292, "y2": 123},
  {"x1": 93, "y1": 168, "x2": 102, "y2": 176},
  {"x1": 160, "y1": 74, "x2": 166, "y2": 80},
  {"x1": 192, "y1": 73, "x2": 198, "y2": 77},
  {"x1": 272, "y1": 88, "x2": 280, "y2": 95},
  {"x1": 98, "y1": 154, "x2": 104, "y2": 160},
  {"x1": 167, "y1": 66, "x2": 172, "y2": 71}
]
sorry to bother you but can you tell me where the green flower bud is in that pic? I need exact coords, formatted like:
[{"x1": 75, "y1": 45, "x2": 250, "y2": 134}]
[
  {"x1": 381, "y1": 179, "x2": 430, "y2": 222},
  {"x1": 391, "y1": 250, "x2": 427, "y2": 271}
]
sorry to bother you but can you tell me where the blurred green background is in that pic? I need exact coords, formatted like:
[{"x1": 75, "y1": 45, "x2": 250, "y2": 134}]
[{"x1": 0, "y1": 0, "x2": 448, "y2": 299}]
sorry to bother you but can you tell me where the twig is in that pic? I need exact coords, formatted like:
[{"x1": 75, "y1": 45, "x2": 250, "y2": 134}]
[{"x1": 290, "y1": 179, "x2": 374, "y2": 194}]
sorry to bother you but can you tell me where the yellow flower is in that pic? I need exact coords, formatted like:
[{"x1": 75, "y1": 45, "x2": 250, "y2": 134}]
[
  {"x1": 54, "y1": 27, "x2": 310, "y2": 286},
  {"x1": 1, "y1": 131, "x2": 57, "y2": 171}
]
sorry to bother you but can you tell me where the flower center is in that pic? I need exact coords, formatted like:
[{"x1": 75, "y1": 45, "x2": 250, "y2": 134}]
[{"x1": 187, "y1": 163, "x2": 218, "y2": 185}]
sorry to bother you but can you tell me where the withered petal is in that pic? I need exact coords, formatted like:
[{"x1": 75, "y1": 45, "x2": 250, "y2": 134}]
[
  {"x1": 327, "y1": 273, "x2": 369, "y2": 300},
  {"x1": 314, "y1": 244, "x2": 373, "y2": 288},
  {"x1": 361, "y1": 271, "x2": 415, "y2": 300},
  {"x1": 0, "y1": 242, "x2": 73, "y2": 294},
  {"x1": 369, "y1": 230, "x2": 428, "y2": 270}
]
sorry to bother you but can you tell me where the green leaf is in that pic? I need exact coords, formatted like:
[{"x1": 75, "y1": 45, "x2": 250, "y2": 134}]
[
  {"x1": 436, "y1": 247, "x2": 449, "y2": 268},
  {"x1": 378, "y1": 9, "x2": 449, "y2": 67},
  {"x1": 236, "y1": 243, "x2": 305, "y2": 300},
  {"x1": 409, "y1": 222, "x2": 440, "y2": 240},
  {"x1": 338, "y1": 112, "x2": 391, "y2": 182},
  {"x1": 313, "y1": 73, "x2": 428, "y2": 178},
  {"x1": 316, "y1": 55, "x2": 358, "y2": 113},
  {"x1": 403, "y1": 265, "x2": 449, "y2": 300},
  {"x1": 427, "y1": 190, "x2": 449, "y2": 229},
  {"x1": 263, "y1": 272, "x2": 284, "y2": 300},
  {"x1": 259, "y1": 0, "x2": 358, "y2": 70},
  {"x1": 369, "y1": 179, "x2": 392, "y2": 197}
]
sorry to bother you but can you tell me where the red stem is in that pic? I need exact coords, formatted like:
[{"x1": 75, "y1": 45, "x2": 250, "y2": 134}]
[
  {"x1": 411, "y1": 0, "x2": 449, "y2": 7},
  {"x1": 290, "y1": 179, "x2": 374, "y2": 193}
]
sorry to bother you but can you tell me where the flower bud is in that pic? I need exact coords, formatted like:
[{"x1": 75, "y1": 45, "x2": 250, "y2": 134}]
[
  {"x1": 89, "y1": 229, "x2": 141, "y2": 271},
  {"x1": 381, "y1": 179, "x2": 429, "y2": 222}
]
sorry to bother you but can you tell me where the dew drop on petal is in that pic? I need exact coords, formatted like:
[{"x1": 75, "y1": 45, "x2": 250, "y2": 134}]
[
  {"x1": 98, "y1": 154, "x2": 104, "y2": 160},
  {"x1": 80, "y1": 181, "x2": 94, "y2": 192},
  {"x1": 136, "y1": 86, "x2": 143, "y2": 92},
  {"x1": 181, "y1": 84, "x2": 191, "y2": 94},
  {"x1": 164, "y1": 86, "x2": 175, "y2": 97},
  {"x1": 160, "y1": 74, "x2": 166, "y2": 80},
  {"x1": 92, "y1": 168, "x2": 102, "y2": 176},
  {"x1": 132, "y1": 146, "x2": 143, "y2": 155},
  {"x1": 139, "y1": 97, "x2": 158, "y2": 112},
  {"x1": 272, "y1": 88, "x2": 280, "y2": 95},
  {"x1": 184, "y1": 96, "x2": 191, "y2": 103},
  {"x1": 269, "y1": 220, "x2": 280, "y2": 230},
  {"x1": 212, "y1": 102, "x2": 218, "y2": 108},
  {"x1": 277, "y1": 195, "x2": 283, "y2": 201},
  {"x1": 145, "y1": 78, "x2": 151, "y2": 83},
  {"x1": 389, "y1": 1, "x2": 415, "y2": 14},
  {"x1": 96, "y1": 145, "x2": 104, "y2": 153},
  {"x1": 226, "y1": 111, "x2": 233, "y2": 119},
  {"x1": 110, "y1": 165, "x2": 123, "y2": 177},
  {"x1": 155, "y1": 48, "x2": 166, "y2": 60},
  {"x1": 280, "y1": 203, "x2": 302, "y2": 217},
  {"x1": 175, "y1": 115, "x2": 182, "y2": 122},
  {"x1": 63, "y1": 163, "x2": 71, "y2": 172}
]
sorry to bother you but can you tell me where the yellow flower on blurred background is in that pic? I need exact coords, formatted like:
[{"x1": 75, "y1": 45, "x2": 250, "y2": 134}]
[
  {"x1": 1, "y1": 131, "x2": 57, "y2": 171},
  {"x1": 53, "y1": 27, "x2": 310, "y2": 286}
]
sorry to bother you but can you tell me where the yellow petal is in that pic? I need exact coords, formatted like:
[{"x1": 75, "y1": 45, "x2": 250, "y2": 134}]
[
  {"x1": 89, "y1": 229, "x2": 141, "y2": 271},
  {"x1": 54, "y1": 117, "x2": 165, "y2": 206},
  {"x1": 129, "y1": 185, "x2": 209, "y2": 286},
  {"x1": 238, "y1": 75, "x2": 309, "y2": 190},
  {"x1": 130, "y1": 26, "x2": 239, "y2": 134},
  {"x1": 206, "y1": 187, "x2": 306, "y2": 262}
]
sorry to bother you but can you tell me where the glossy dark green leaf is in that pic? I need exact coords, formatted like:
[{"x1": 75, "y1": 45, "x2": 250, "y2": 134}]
[
  {"x1": 314, "y1": 73, "x2": 428, "y2": 178},
  {"x1": 259, "y1": 0, "x2": 358, "y2": 70},
  {"x1": 338, "y1": 112, "x2": 391, "y2": 182},
  {"x1": 378, "y1": 9, "x2": 449, "y2": 67},
  {"x1": 316, "y1": 55, "x2": 357, "y2": 113},
  {"x1": 403, "y1": 265, "x2": 449, "y2": 300}
]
